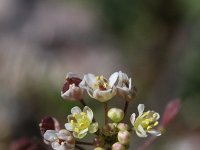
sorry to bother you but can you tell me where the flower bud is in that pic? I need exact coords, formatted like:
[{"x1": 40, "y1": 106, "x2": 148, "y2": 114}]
[
  {"x1": 118, "y1": 130, "x2": 131, "y2": 145},
  {"x1": 102, "y1": 123, "x2": 118, "y2": 136},
  {"x1": 117, "y1": 123, "x2": 129, "y2": 131},
  {"x1": 39, "y1": 116, "x2": 60, "y2": 136},
  {"x1": 112, "y1": 142, "x2": 125, "y2": 150},
  {"x1": 107, "y1": 108, "x2": 124, "y2": 123},
  {"x1": 94, "y1": 137, "x2": 104, "y2": 147},
  {"x1": 61, "y1": 72, "x2": 84, "y2": 101}
]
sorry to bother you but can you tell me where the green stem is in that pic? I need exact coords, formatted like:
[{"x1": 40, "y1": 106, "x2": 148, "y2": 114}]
[
  {"x1": 104, "y1": 102, "x2": 108, "y2": 125},
  {"x1": 123, "y1": 101, "x2": 129, "y2": 120},
  {"x1": 76, "y1": 141, "x2": 94, "y2": 146},
  {"x1": 75, "y1": 145, "x2": 86, "y2": 150},
  {"x1": 80, "y1": 99, "x2": 87, "y2": 107}
]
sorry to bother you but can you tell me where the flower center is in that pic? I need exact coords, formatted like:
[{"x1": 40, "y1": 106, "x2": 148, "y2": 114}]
[
  {"x1": 134, "y1": 111, "x2": 158, "y2": 131},
  {"x1": 71, "y1": 112, "x2": 91, "y2": 134},
  {"x1": 93, "y1": 76, "x2": 109, "y2": 91}
]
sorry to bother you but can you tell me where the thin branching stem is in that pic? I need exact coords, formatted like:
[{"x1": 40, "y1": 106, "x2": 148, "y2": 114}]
[
  {"x1": 123, "y1": 101, "x2": 129, "y2": 119},
  {"x1": 137, "y1": 136, "x2": 158, "y2": 150},
  {"x1": 76, "y1": 141, "x2": 94, "y2": 146},
  {"x1": 75, "y1": 145, "x2": 86, "y2": 150},
  {"x1": 80, "y1": 99, "x2": 87, "y2": 107},
  {"x1": 104, "y1": 102, "x2": 108, "y2": 125}
]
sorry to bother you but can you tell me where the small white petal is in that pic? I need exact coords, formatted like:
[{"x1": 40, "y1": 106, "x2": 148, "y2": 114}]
[
  {"x1": 155, "y1": 112, "x2": 160, "y2": 120},
  {"x1": 66, "y1": 72, "x2": 79, "y2": 79},
  {"x1": 52, "y1": 118, "x2": 60, "y2": 131},
  {"x1": 136, "y1": 125, "x2": 147, "y2": 138},
  {"x1": 84, "y1": 74, "x2": 96, "y2": 88},
  {"x1": 65, "y1": 123, "x2": 74, "y2": 131},
  {"x1": 52, "y1": 142, "x2": 67, "y2": 150},
  {"x1": 87, "y1": 89, "x2": 95, "y2": 99},
  {"x1": 57, "y1": 130, "x2": 71, "y2": 140},
  {"x1": 148, "y1": 129, "x2": 161, "y2": 136},
  {"x1": 93, "y1": 89, "x2": 116, "y2": 102},
  {"x1": 128, "y1": 78, "x2": 132, "y2": 90},
  {"x1": 136, "y1": 130, "x2": 147, "y2": 138},
  {"x1": 109, "y1": 72, "x2": 119, "y2": 87},
  {"x1": 71, "y1": 106, "x2": 82, "y2": 115},
  {"x1": 130, "y1": 113, "x2": 136, "y2": 125},
  {"x1": 73, "y1": 131, "x2": 87, "y2": 139},
  {"x1": 83, "y1": 106, "x2": 93, "y2": 122},
  {"x1": 138, "y1": 104, "x2": 145, "y2": 116},
  {"x1": 79, "y1": 128, "x2": 88, "y2": 135},
  {"x1": 44, "y1": 130, "x2": 57, "y2": 142},
  {"x1": 51, "y1": 141, "x2": 60, "y2": 149},
  {"x1": 88, "y1": 122, "x2": 98, "y2": 133}
]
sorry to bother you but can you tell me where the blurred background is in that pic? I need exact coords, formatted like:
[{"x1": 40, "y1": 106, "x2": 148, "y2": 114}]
[{"x1": 0, "y1": 0, "x2": 200, "y2": 149}]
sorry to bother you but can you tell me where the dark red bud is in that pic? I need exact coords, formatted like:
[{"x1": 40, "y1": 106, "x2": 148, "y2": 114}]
[
  {"x1": 39, "y1": 116, "x2": 59, "y2": 135},
  {"x1": 62, "y1": 77, "x2": 82, "y2": 93}
]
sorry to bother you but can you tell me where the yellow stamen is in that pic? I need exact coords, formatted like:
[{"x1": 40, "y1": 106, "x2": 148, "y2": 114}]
[{"x1": 154, "y1": 121, "x2": 158, "y2": 126}]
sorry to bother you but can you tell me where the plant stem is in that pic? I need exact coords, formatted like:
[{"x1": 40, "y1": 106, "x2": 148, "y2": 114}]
[
  {"x1": 80, "y1": 99, "x2": 87, "y2": 107},
  {"x1": 76, "y1": 141, "x2": 94, "y2": 146},
  {"x1": 104, "y1": 102, "x2": 108, "y2": 125},
  {"x1": 137, "y1": 136, "x2": 158, "y2": 150},
  {"x1": 123, "y1": 101, "x2": 129, "y2": 119},
  {"x1": 75, "y1": 145, "x2": 86, "y2": 150}
]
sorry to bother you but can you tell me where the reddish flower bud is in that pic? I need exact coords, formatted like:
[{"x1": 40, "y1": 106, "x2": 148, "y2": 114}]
[
  {"x1": 161, "y1": 98, "x2": 181, "y2": 128},
  {"x1": 39, "y1": 116, "x2": 60, "y2": 136},
  {"x1": 61, "y1": 72, "x2": 84, "y2": 101}
]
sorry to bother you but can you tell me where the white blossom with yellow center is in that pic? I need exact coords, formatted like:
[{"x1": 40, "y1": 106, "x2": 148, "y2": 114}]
[
  {"x1": 79, "y1": 73, "x2": 118, "y2": 102},
  {"x1": 65, "y1": 106, "x2": 98, "y2": 139},
  {"x1": 130, "y1": 104, "x2": 161, "y2": 137}
]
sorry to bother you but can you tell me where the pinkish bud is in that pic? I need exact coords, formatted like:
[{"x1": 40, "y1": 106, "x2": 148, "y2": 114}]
[
  {"x1": 112, "y1": 142, "x2": 125, "y2": 150},
  {"x1": 161, "y1": 98, "x2": 181, "y2": 128},
  {"x1": 118, "y1": 130, "x2": 131, "y2": 145},
  {"x1": 61, "y1": 73, "x2": 84, "y2": 100},
  {"x1": 94, "y1": 137, "x2": 104, "y2": 147},
  {"x1": 39, "y1": 116, "x2": 60, "y2": 135},
  {"x1": 117, "y1": 123, "x2": 129, "y2": 131}
]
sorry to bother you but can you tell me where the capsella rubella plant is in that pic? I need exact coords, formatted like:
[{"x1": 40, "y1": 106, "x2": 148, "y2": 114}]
[{"x1": 39, "y1": 71, "x2": 181, "y2": 150}]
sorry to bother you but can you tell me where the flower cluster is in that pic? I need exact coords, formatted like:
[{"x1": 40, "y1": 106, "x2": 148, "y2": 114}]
[{"x1": 40, "y1": 71, "x2": 170, "y2": 150}]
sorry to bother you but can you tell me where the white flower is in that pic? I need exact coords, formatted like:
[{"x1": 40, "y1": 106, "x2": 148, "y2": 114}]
[
  {"x1": 114, "y1": 71, "x2": 136, "y2": 101},
  {"x1": 79, "y1": 73, "x2": 118, "y2": 102},
  {"x1": 43, "y1": 129, "x2": 75, "y2": 150},
  {"x1": 130, "y1": 104, "x2": 161, "y2": 137},
  {"x1": 61, "y1": 72, "x2": 84, "y2": 101},
  {"x1": 65, "y1": 106, "x2": 98, "y2": 139}
]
